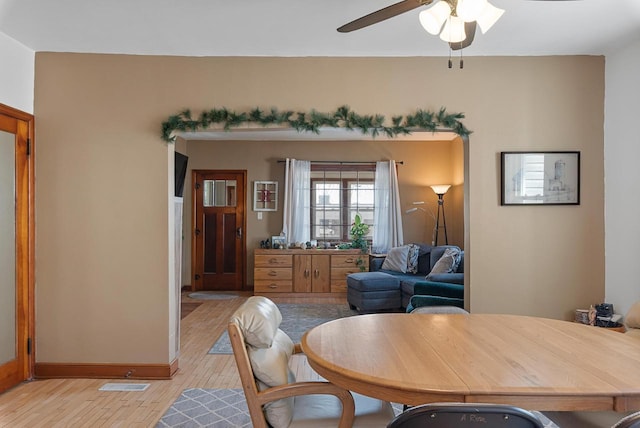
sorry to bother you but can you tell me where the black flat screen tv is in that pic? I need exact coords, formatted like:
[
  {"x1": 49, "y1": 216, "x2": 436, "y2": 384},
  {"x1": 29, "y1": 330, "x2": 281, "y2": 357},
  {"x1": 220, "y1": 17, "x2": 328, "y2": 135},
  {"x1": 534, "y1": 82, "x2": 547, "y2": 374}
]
[{"x1": 175, "y1": 152, "x2": 188, "y2": 197}]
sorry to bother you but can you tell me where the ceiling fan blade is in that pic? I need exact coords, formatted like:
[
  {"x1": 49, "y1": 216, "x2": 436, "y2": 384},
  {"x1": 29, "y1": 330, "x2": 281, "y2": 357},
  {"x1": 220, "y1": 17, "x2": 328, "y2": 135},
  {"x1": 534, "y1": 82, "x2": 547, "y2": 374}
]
[
  {"x1": 337, "y1": 0, "x2": 434, "y2": 33},
  {"x1": 449, "y1": 21, "x2": 476, "y2": 50}
]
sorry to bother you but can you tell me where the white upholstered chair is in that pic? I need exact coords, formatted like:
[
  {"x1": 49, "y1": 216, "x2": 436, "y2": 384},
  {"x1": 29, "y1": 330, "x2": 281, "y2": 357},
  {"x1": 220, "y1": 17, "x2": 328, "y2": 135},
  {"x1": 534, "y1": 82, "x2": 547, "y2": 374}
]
[{"x1": 228, "y1": 296, "x2": 395, "y2": 428}]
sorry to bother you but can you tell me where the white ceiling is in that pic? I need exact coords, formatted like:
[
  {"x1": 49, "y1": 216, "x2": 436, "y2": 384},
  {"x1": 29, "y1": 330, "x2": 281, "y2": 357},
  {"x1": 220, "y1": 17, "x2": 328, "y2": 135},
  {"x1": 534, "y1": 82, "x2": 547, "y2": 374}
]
[{"x1": 1, "y1": 0, "x2": 640, "y2": 57}]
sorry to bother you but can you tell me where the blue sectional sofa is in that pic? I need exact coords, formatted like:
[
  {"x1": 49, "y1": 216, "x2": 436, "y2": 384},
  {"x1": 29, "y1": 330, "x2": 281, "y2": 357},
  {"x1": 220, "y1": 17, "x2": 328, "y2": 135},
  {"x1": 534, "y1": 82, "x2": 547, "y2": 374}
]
[
  {"x1": 369, "y1": 244, "x2": 464, "y2": 308},
  {"x1": 346, "y1": 244, "x2": 464, "y2": 312}
]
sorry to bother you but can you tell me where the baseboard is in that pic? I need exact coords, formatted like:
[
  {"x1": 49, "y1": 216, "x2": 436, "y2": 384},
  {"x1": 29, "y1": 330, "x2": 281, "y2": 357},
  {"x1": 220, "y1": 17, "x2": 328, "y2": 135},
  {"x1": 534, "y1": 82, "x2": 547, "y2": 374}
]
[{"x1": 35, "y1": 358, "x2": 179, "y2": 380}]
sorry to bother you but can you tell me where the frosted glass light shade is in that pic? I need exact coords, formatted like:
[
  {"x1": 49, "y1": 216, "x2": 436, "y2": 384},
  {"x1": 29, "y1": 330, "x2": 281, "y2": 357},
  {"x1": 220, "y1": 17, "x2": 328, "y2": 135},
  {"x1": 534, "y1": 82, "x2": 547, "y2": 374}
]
[
  {"x1": 419, "y1": 1, "x2": 452, "y2": 35},
  {"x1": 456, "y1": 0, "x2": 488, "y2": 22},
  {"x1": 431, "y1": 184, "x2": 452, "y2": 195},
  {"x1": 439, "y1": 16, "x2": 466, "y2": 43},
  {"x1": 476, "y1": 2, "x2": 505, "y2": 33}
]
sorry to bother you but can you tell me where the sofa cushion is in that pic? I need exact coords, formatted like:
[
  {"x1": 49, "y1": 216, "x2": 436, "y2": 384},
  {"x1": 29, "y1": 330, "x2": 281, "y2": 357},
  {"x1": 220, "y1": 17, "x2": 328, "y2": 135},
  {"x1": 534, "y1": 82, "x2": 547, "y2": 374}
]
[
  {"x1": 425, "y1": 272, "x2": 464, "y2": 284},
  {"x1": 381, "y1": 245, "x2": 410, "y2": 273},
  {"x1": 416, "y1": 243, "x2": 433, "y2": 274},
  {"x1": 347, "y1": 272, "x2": 400, "y2": 292},
  {"x1": 428, "y1": 247, "x2": 461, "y2": 277}
]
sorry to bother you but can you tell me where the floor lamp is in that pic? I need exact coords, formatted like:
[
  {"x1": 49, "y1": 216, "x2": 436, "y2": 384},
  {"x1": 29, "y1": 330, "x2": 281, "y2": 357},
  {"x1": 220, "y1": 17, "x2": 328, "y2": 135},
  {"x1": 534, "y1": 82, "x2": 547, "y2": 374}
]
[{"x1": 431, "y1": 185, "x2": 451, "y2": 246}]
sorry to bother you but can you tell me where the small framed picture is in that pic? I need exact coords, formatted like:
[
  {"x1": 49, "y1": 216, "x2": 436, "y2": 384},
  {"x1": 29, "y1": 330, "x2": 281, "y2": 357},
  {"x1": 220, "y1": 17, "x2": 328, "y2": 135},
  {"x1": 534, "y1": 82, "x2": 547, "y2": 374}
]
[
  {"x1": 501, "y1": 151, "x2": 580, "y2": 205},
  {"x1": 271, "y1": 235, "x2": 286, "y2": 249},
  {"x1": 254, "y1": 181, "x2": 278, "y2": 211}
]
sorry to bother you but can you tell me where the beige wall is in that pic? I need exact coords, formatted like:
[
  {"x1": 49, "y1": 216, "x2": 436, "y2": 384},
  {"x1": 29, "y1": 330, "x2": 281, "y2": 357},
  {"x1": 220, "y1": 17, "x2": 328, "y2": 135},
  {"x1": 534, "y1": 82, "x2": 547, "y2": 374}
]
[
  {"x1": 34, "y1": 54, "x2": 604, "y2": 365},
  {"x1": 184, "y1": 138, "x2": 464, "y2": 285}
]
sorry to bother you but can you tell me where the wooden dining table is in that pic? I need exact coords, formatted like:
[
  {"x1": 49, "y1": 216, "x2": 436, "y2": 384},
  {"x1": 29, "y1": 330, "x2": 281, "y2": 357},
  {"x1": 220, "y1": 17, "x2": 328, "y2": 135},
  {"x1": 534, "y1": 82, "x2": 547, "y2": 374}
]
[{"x1": 300, "y1": 313, "x2": 640, "y2": 411}]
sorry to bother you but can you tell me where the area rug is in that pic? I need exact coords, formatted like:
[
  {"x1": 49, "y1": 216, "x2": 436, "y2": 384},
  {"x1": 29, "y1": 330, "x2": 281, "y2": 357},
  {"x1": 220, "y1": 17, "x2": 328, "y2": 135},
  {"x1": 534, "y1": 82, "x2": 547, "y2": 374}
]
[
  {"x1": 156, "y1": 388, "x2": 405, "y2": 427},
  {"x1": 156, "y1": 388, "x2": 251, "y2": 427},
  {"x1": 209, "y1": 303, "x2": 358, "y2": 354},
  {"x1": 188, "y1": 291, "x2": 240, "y2": 300}
]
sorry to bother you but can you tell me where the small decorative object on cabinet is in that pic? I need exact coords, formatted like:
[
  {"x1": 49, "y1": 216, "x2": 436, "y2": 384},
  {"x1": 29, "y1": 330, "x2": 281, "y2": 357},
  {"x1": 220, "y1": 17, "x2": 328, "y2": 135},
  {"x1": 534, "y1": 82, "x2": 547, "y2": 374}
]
[{"x1": 253, "y1": 181, "x2": 278, "y2": 211}]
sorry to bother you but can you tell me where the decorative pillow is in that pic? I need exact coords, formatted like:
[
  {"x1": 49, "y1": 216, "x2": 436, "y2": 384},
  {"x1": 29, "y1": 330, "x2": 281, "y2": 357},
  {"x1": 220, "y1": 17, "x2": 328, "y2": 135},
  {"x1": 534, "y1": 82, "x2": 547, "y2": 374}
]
[
  {"x1": 626, "y1": 301, "x2": 640, "y2": 329},
  {"x1": 427, "y1": 247, "x2": 462, "y2": 277},
  {"x1": 406, "y1": 244, "x2": 420, "y2": 274},
  {"x1": 230, "y1": 296, "x2": 282, "y2": 348},
  {"x1": 381, "y1": 245, "x2": 410, "y2": 273}
]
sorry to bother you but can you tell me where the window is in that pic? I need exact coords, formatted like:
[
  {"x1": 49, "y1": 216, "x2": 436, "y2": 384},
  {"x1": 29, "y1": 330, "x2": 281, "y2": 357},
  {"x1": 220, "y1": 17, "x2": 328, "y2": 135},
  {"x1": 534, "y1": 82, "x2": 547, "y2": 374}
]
[{"x1": 310, "y1": 163, "x2": 375, "y2": 243}]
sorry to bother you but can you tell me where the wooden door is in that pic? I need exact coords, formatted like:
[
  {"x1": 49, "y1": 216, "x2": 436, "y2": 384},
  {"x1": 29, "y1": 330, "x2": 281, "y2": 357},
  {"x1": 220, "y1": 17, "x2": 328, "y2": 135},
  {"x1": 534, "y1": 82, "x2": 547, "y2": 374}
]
[
  {"x1": 293, "y1": 254, "x2": 312, "y2": 293},
  {"x1": 192, "y1": 170, "x2": 246, "y2": 291},
  {"x1": 311, "y1": 255, "x2": 331, "y2": 293},
  {"x1": 0, "y1": 104, "x2": 34, "y2": 393}
]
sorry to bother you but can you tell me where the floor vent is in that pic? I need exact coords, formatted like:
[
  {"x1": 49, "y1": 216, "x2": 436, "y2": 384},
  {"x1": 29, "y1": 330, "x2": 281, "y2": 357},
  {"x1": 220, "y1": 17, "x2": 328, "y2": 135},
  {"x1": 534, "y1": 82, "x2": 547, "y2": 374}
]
[{"x1": 99, "y1": 383, "x2": 150, "y2": 392}]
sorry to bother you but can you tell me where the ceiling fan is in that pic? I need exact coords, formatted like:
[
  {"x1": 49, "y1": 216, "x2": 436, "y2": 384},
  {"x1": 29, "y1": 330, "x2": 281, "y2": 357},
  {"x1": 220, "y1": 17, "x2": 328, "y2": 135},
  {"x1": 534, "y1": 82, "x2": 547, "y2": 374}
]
[{"x1": 337, "y1": 0, "x2": 580, "y2": 51}]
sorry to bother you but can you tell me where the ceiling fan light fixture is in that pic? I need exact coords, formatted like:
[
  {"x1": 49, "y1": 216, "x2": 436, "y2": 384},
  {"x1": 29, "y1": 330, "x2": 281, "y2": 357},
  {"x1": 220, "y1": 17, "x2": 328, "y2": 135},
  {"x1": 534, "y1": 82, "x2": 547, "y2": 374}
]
[
  {"x1": 439, "y1": 15, "x2": 466, "y2": 43},
  {"x1": 476, "y1": 1, "x2": 505, "y2": 33},
  {"x1": 456, "y1": 0, "x2": 489, "y2": 22},
  {"x1": 419, "y1": 1, "x2": 452, "y2": 35}
]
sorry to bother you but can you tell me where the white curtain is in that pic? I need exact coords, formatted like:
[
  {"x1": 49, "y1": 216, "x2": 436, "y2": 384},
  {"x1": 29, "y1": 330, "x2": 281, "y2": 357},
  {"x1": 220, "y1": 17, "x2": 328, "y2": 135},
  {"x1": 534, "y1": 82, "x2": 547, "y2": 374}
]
[
  {"x1": 373, "y1": 160, "x2": 404, "y2": 253},
  {"x1": 281, "y1": 158, "x2": 311, "y2": 244}
]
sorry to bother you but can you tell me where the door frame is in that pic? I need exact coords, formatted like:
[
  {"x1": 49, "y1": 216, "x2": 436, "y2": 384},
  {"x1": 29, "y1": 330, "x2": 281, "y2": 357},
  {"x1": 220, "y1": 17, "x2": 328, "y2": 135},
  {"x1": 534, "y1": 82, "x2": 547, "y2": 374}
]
[{"x1": 0, "y1": 103, "x2": 35, "y2": 392}]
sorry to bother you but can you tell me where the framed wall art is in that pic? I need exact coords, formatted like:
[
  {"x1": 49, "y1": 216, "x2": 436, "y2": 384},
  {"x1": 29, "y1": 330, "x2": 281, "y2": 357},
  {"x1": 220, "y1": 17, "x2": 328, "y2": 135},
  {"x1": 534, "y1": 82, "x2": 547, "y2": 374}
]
[
  {"x1": 501, "y1": 151, "x2": 580, "y2": 205},
  {"x1": 253, "y1": 181, "x2": 278, "y2": 211}
]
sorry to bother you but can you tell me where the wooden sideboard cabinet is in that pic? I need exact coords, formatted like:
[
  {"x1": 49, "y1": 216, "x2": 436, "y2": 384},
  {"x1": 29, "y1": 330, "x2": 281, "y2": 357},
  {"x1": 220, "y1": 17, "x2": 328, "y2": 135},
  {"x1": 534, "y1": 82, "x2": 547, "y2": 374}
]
[{"x1": 254, "y1": 249, "x2": 368, "y2": 296}]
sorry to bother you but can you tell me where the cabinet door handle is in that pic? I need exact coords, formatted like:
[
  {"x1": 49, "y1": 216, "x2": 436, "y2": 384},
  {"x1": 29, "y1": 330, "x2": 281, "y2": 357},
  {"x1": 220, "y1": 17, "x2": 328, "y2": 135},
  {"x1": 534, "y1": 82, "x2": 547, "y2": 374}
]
[
  {"x1": 345, "y1": 258, "x2": 354, "y2": 263},
  {"x1": 304, "y1": 269, "x2": 310, "y2": 278},
  {"x1": 268, "y1": 271, "x2": 277, "y2": 276},
  {"x1": 314, "y1": 269, "x2": 320, "y2": 278},
  {"x1": 268, "y1": 284, "x2": 277, "y2": 289},
  {"x1": 269, "y1": 258, "x2": 278, "y2": 264}
]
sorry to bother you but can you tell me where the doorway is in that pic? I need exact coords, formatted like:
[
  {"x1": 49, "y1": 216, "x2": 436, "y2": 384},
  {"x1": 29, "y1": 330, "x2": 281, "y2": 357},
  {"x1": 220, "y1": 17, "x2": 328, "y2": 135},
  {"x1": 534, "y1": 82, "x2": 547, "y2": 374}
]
[
  {"x1": 191, "y1": 170, "x2": 247, "y2": 291},
  {"x1": 0, "y1": 104, "x2": 34, "y2": 393}
]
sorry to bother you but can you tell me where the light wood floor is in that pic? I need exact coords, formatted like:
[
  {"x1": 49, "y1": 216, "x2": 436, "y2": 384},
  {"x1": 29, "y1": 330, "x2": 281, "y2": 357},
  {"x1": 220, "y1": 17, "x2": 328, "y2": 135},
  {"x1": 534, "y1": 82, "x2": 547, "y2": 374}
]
[{"x1": 0, "y1": 292, "x2": 344, "y2": 427}]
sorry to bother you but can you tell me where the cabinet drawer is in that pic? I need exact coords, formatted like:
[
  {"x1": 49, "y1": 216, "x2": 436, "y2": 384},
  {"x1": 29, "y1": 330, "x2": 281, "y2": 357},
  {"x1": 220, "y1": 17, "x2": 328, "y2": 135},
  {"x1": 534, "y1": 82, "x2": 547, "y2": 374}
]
[
  {"x1": 331, "y1": 282, "x2": 348, "y2": 293},
  {"x1": 331, "y1": 267, "x2": 363, "y2": 293},
  {"x1": 255, "y1": 254, "x2": 293, "y2": 268},
  {"x1": 332, "y1": 254, "x2": 369, "y2": 269},
  {"x1": 254, "y1": 268, "x2": 292, "y2": 281},
  {"x1": 255, "y1": 280, "x2": 293, "y2": 293},
  {"x1": 331, "y1": 267, "x2": 362, "y2": 281}
]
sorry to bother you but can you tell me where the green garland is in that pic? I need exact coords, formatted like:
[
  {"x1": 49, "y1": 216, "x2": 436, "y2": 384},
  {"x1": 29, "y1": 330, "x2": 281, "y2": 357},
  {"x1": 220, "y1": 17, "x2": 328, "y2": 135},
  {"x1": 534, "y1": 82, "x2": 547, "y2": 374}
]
[{"x1": 161, "y1": 105, "x2": 470, "y2": 142}]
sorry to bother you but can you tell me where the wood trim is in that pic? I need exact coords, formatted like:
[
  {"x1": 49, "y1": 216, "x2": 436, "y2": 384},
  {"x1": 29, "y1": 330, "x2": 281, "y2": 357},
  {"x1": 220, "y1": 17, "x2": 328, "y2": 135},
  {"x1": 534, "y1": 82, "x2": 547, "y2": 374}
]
[
  {"x1": 0, "y1": 103, "x2": 35, "y2": 388},
  {"x1": 0, "y1": 103, "x2": 34, "y2": 122},
  {"x1": 34, "y1": 360, "x2": 179, "y2": 380}
]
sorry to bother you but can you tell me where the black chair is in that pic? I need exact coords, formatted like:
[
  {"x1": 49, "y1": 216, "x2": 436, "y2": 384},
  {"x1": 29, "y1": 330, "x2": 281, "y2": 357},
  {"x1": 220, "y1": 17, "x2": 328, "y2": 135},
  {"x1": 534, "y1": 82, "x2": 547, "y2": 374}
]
[
  {"x1": 614, "y1": 411, "x2": 640, "y2": 428},
  {"x1": 388, "y1": 403, "x2": 546, "y2": 428}
]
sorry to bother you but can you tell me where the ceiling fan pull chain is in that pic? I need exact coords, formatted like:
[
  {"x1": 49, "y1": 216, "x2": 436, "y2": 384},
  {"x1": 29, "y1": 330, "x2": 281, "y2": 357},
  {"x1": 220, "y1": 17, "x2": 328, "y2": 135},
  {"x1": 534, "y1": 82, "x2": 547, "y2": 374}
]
[
  {"x1": 448, "y1": 47, "x2": 453, "y2": 69},
  {"x1": 460, "y1": 47, "x2": 464, "y2": 69}
]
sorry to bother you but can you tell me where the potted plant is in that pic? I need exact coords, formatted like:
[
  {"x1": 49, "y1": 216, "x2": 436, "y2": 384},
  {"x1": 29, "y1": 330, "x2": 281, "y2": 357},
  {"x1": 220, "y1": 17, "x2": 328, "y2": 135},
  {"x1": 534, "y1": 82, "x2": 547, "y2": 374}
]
[{"x1": 350, "y1": 213, "x2": 370, "y2": 254}]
